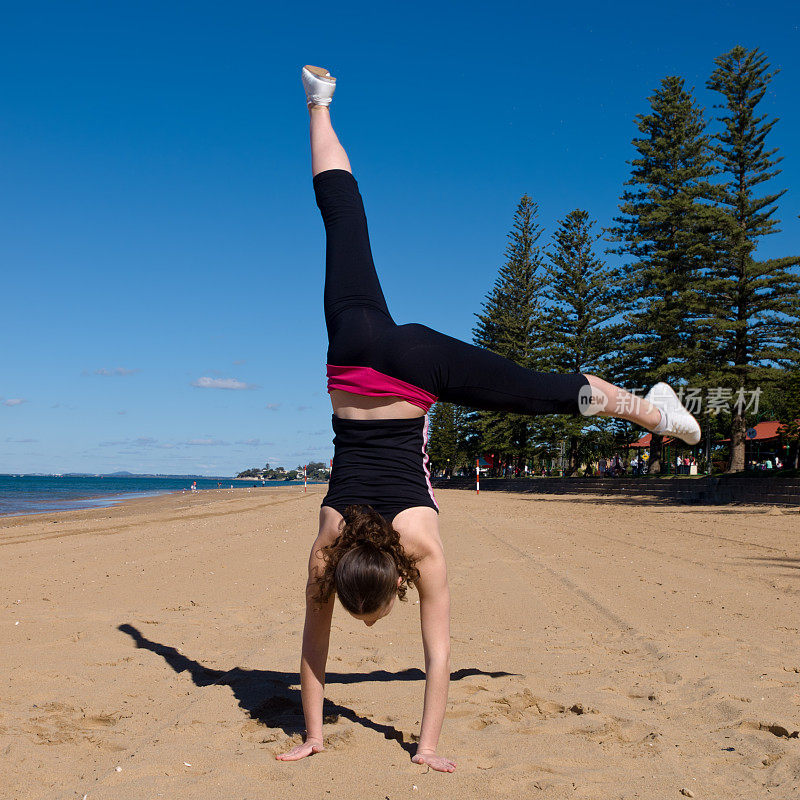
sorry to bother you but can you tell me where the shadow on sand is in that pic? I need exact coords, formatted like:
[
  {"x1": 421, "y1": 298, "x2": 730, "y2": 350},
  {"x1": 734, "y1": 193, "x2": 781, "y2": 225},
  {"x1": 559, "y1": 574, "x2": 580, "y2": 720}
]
[{"x1": 118, "y1": 624, "x2": 515, "y2": 755}]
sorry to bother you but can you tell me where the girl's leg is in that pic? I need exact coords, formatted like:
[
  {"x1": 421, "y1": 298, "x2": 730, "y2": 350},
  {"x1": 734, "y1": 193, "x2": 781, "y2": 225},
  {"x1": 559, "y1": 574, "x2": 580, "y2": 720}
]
[
  {"x1": 309, "y1": 105, "x2": 393, "y2": 338},
  {"x1": 380, "y1": 324, "x2": 673, "y2": 434},
  {"x1": 309, "y1": 105, "x2": 351, "y2": 177},
  {"x1": 581, "y1": 375, "x2": 700, "y2": 442},
  {"x1": 583, "y1": 375, "x2": 662, "y2": 429}
]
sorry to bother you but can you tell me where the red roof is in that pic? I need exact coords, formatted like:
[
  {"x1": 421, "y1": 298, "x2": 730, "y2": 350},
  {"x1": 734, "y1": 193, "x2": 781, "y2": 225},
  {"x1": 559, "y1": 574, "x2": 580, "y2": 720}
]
[
  {"x1": 750, "y1": 421, "x2": 783, "y2": 440},
  {"x1": 630, "y1": 420, "x2": 797, "y2": 447},
  {"x1": 720, "y1": 420, "x2": 797, "y2": 443},
  {"x1": 629, "y1": 433, "x2": 675, "y2": 448}
]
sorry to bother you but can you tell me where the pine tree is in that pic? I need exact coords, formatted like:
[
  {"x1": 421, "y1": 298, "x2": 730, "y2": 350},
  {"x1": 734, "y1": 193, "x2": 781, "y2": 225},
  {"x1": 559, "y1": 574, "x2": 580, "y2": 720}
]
[
  {"x1": 540, "y1": 210, "x2": 624, "y2": 474},
  {"x1": 607, "y1": 75, "x2": 719, "y2": 473},
  {"x1": 427, "y1": 402, "x2": 472, "y2": 476},
  {"x1": 704, "y1": 46, "x2": 800, "y2": 472},
  {"x1": 472, "y1": 195, "x2": 548, "y2": 473}
]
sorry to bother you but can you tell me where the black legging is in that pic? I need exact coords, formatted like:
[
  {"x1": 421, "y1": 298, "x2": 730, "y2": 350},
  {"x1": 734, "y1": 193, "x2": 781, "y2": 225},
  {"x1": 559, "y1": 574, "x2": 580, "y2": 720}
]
[{"x1": 315, "y1": 168, "x2": 589, "y2": 415}]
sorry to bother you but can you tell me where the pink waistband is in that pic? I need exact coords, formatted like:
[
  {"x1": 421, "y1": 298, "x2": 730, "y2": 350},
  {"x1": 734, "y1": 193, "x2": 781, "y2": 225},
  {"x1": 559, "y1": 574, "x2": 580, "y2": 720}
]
[{"x1": 327, "y1": 365, "x2": 437, "y2": 412}]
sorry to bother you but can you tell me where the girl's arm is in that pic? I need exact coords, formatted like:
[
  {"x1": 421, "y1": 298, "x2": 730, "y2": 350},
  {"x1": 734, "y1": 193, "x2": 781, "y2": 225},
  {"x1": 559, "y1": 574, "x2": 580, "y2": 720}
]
[
  {"x1": 412, "y1": 543, "x2": 456, "y2": 773},
  {"x1": 276, "y1": 537, "x2": 335, "y2": 761}
]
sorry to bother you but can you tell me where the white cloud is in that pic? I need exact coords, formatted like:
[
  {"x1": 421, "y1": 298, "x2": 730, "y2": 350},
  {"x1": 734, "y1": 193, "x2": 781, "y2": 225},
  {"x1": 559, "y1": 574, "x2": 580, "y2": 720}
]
[
  {"x1": 92, "y1": 367, "x2": 140, "y2": 376},
  {"x1": 4, "y1": 437, "x2": 37, "y2": 443},
  {"x1": 191, "y1": 377, "x2": 257, "y2": 390},
  {"x1": 265, "y1": 403, "x2": 281, "y2": 411},
  {"x1": 99, "y1": 436, "x2": 157, "y2": 448},
  {"x1": 235, "y1": 438, "x2": 273, "y2": 446},
  {"x1": 97, "y1": 436, "x2": 232, "y2": 450},
  {"x1": 2, "y1": 398, "x2": 26, "y2": 407}
]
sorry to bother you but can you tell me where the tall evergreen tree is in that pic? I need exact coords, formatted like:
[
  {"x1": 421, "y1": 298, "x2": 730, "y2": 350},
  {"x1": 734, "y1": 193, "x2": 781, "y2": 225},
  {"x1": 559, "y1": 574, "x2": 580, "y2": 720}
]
[
  {"x1": 607, "y1": 75, "x2": 719, "y2": 473},
  {"x1": 540, "y1": 210, "x2": 624, "y2": 474},
  {"x1": 704, "y1": 46, "x2": 800, "y2": 472},
  {"x1": 427, "y1": 402, "x2": 472, "y2": 476},
  {"x1": 472, "y1": 195, "x2": 548, "y2": 472}
]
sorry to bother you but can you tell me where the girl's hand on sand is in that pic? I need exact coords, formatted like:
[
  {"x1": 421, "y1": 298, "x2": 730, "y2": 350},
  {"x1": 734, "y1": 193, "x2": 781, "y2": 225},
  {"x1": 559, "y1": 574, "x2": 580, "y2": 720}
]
[
  {"x1": 275, "y1": 739, "x2": 324, "y2": 761},
  {"x1": 412, "y1": 750, "x2": 456, "y2": 773}
]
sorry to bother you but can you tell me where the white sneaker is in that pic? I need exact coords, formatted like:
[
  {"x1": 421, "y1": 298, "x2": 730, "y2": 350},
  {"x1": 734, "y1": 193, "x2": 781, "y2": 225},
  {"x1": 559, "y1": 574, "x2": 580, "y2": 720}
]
[
  {"x1": 645, "y1": 382, "x2": 702, "y2": 445},
  {"x1": 302, "y1": 65, "x2": 336, "y2": 107}
]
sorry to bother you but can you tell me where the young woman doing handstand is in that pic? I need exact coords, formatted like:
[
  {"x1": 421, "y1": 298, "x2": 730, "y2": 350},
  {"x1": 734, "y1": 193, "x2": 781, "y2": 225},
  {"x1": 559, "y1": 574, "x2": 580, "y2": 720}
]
[{"x1": 276, "y1": 66, "x2": 701, "y2": 772}]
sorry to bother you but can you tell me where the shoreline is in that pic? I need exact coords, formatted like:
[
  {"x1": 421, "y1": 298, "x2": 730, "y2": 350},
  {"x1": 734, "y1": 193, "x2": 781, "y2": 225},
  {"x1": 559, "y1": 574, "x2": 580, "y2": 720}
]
[
  {"x1": 0, "y1": 489, "x2": 176, "y2": 519},
  {"x1": 0, "y1": 486, "x2": 261, "y2": 526},
  {"x1": 0, "y1": 480, "x2": 329, "y2": 520}
]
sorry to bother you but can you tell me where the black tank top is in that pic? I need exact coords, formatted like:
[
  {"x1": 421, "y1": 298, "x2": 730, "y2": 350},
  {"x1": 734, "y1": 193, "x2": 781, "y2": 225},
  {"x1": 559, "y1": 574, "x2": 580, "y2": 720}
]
[{"x1": 321, "y1": 415, "x2": 439, "y2": 523}]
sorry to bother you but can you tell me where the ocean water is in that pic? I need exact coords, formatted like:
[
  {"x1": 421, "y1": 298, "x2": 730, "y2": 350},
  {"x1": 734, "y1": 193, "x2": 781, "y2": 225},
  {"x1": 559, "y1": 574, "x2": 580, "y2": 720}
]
[{"x1": 0, "y1": 475, "x2": 309, "y2": 517}]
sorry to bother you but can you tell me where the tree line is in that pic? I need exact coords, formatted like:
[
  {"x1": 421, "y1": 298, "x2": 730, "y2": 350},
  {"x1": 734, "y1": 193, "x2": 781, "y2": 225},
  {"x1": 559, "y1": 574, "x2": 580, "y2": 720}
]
[
  {"x1": 428, "y1": 46, "x2": 800, "y2": 477},
  {"x1": 237, "y1": 461, "x2": 330, "y2": 481}
]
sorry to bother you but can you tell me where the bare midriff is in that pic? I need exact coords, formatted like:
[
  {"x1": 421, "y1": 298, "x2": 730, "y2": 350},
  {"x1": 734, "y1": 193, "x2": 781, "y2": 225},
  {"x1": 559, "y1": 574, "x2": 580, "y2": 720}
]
[{"x1": 330, "y1": 389, "x2": 426, "y2": 420}]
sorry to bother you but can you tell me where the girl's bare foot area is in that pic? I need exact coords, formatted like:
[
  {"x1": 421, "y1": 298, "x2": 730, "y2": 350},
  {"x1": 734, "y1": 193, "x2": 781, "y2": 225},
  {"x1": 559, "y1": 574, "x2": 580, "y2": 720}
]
[
  {"x1": 412, "y1": 750, "x2": 457, "y2": 773},
  {"x1": 275, "y1": 739, "x2": 324, "y2": 761}
]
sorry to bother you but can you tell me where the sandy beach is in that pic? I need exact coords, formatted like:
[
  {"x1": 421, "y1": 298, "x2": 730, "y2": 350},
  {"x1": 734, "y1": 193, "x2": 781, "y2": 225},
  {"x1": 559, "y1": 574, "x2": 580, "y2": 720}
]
[{"x1": 2, "y1": 487, "x2": 799, "y2": 799}]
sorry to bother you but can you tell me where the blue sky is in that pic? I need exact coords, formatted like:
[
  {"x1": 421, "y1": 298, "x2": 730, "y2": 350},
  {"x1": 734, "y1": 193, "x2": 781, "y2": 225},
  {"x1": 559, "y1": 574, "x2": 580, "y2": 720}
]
[{"x1": 1, "y1": 1, "x2": 798, "y2": 475}]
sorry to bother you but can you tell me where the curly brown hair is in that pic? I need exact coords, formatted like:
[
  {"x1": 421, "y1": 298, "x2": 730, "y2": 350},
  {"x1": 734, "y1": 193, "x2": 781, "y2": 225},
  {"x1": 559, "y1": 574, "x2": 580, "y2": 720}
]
[{"x1": 314, "y1": 505, "x2": 420, "y2": 614}]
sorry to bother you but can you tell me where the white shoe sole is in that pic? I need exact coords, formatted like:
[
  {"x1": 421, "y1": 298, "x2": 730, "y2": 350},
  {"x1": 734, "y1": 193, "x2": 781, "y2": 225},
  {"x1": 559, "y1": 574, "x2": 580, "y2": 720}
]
[{"x1": 304, "y1": 65, "x2": 335, "y2": 81}]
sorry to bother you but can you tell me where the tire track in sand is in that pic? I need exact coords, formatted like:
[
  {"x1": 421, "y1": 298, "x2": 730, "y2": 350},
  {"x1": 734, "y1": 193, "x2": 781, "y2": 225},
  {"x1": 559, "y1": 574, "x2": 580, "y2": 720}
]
[{"x1": 474, "y1": 519, "x2": 672, "y2": 663}]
